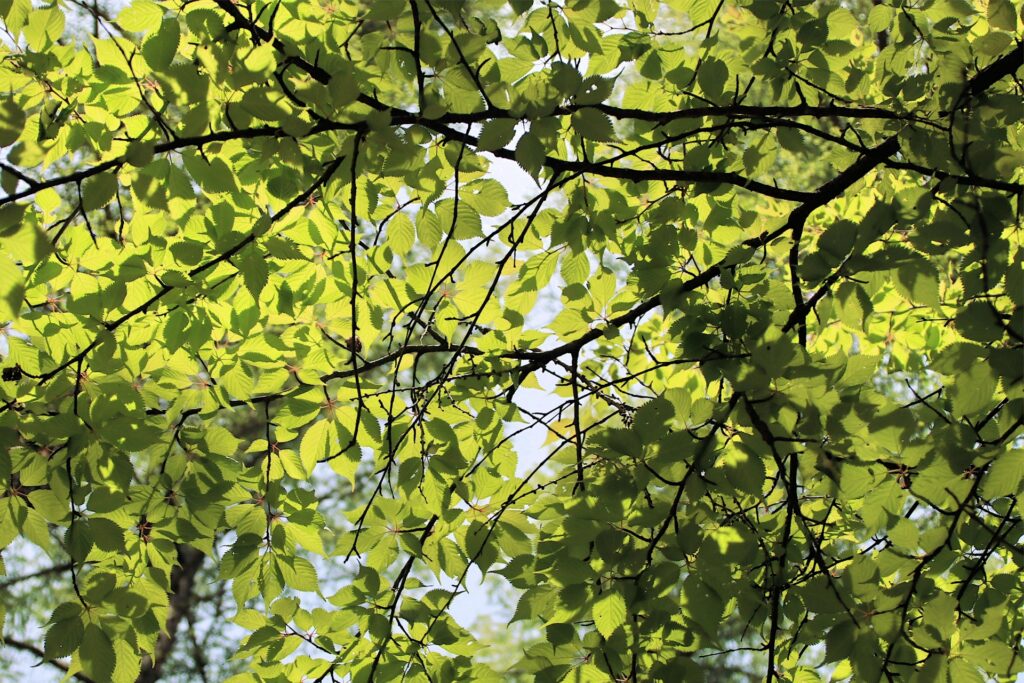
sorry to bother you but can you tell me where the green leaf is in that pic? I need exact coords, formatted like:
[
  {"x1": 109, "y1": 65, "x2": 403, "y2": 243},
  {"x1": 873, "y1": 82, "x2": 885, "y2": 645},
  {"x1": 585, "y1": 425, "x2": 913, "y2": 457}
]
[
  {"x1": 0, "y1": 100, "x2": 25, "y2": 147},
  {"x1": 719, "y1": 446, "x2": 766, "y2": 496},
  {"x1": 0, "y1": 254, "x2": 24, "y2": 321},
  {"x1": 44, "y1": 603, "x2": 84, "y2": 659},
  {"x1": 239, "y1": 245, "x2": 269, "y2": 303},
  {"x1": 117, "y1": 0, "x2": 163, "y2": 33},
  {"x1": 299, "y1": 420, "x2": 332, "y2": 477},
  {"x1": 592, "y1": 591, "x2": 626, "y2": 639},
  {"x1": 560, "y1": 250, "x2": 590, "y2": 285},
  {"x1": 972, "y1": 31, "x2": 1013, "y2": 57},
  {"x1": 386, "y1": 212, "x2": 415, "y2": 254},
  {"x1": 987, "y1": 0, "x2": 1018, "y2": 31},
  {"x1": 950, "y1": 364, "x2": 997, "y2": 417},
  {"x1": 982, "y1": 451, "x2": 1024, "y2": 499},
  {"x1": 514, "y1": 131, "x2": 545, "y2": 179},
  {"x1": 827, "y1": 9, "x2": 858, "y2": 40},
  {"x1": 948, "y1": 658, "x2": 985, "y2": 683},
  {"x1": 839, "y1": 465, "x2": 874, "y2": 500},
  {"x1": 892, "y1": 254, "x2": 940, "y2": 310},
  {"x1": 955, "y1": 302, "x2": 1003, "y2": 343},
  {"x1": 697, "y1": 58, "x2": 728, "y2": 99},
  {"x1": 82, "y1": 173, "x2": 118, "y2": 211},
  {"x1": 462, "y1": 179, "x2": 509, "y2": 217},
  {"x1": 126, "y1": 140, "x2": 156, "y2": 167},
  {"x1": 80, "y1": 624, "x2": 116, "y2": 682},
  {"x1": 244, "y1": 43, "x2": 277, "y2": 76},
  {"x1": 571, "y1": 107, "x2": 615, "y2": 141},
  {"x1": 0, "y1": 203, "x2": 25, "y2": 237},
  {"x1": 280, "y1": 555, "x2": 319, "y2": 592},
  {"x1": 328, "y1": 69, "x2": 360, "y2": 109},
  {"x1": 867, "y1": 4, "x2": 893, "y2": 33},
  {"x1": 88, "y1": 517, "x2": 126, "y2": 552},
  {"x1": 477, "y1": 119, "x2": 517, "y2": 151},
  {"x1": 142, "y1": 17, "x2": 180, "y2": 70},
  {"x1": 24, "y1": 7, "x2": 64, "y2": 50},
  {"x1": 112, "y1": 639, "x2": 142, "y2": 683},
  {"x1": 576, "y1": 663, "x2": 612, "y2": 682},
  {"x1": 792, "y1": 669, "x2": 823, "y2": 683},
  {"x1": 685, "y1": 0, "x2": 718, "y2": 25}
]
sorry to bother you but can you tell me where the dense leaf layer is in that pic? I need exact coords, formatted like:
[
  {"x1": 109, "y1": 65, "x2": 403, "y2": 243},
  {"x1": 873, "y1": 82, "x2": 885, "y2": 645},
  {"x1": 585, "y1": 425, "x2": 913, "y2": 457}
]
[{"x1": 0, "y1": 0, "x2": 1021, "y2": 681}]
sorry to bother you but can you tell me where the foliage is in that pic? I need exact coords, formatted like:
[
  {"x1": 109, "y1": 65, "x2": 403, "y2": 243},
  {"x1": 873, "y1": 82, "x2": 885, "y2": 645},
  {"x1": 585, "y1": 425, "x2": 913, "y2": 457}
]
[{"x1": 0, "y1": 0, "x2": 1022, "y2": 681}]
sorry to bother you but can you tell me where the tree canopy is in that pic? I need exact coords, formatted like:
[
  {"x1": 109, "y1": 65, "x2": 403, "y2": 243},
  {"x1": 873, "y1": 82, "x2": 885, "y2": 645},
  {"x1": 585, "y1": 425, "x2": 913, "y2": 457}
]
[{"x1": 0, "y1": 0, "x2": 1022, "y2": 681}]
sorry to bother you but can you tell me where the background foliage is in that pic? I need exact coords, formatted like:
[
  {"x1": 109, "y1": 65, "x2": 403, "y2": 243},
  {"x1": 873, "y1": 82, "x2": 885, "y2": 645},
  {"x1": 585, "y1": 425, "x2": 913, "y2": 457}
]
[{"x1": 0, "y1": 0, "x2": 1022, "y2": 681}]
